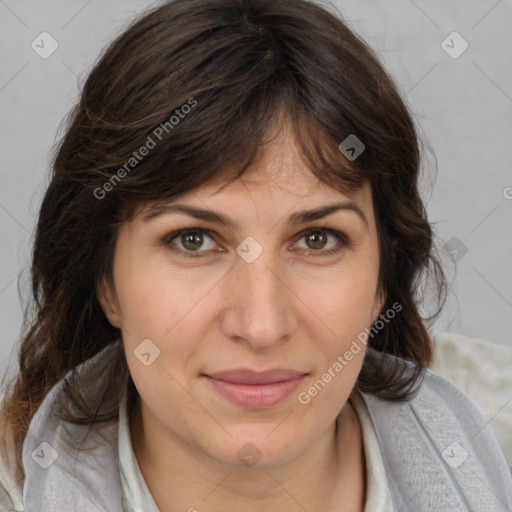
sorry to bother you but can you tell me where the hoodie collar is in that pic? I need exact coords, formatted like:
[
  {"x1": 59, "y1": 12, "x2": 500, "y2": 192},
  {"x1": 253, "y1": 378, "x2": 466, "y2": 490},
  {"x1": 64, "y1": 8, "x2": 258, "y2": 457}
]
[{"x1": 22, "y1": 340, "x2": 125, "y2": 512}]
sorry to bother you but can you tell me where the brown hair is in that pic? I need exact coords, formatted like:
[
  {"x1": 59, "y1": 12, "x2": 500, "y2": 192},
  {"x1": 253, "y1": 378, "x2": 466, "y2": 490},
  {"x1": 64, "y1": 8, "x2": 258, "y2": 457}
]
[{"x1": 0, "y1": 0, "x2": 446, "y2": 485}]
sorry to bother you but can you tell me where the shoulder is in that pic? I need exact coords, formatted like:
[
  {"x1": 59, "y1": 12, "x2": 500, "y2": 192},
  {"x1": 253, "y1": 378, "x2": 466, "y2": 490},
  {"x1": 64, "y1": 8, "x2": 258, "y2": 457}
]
[
  {"x1": 21, "y1": 342, "x2": 125, "y2": 512},
  {"x1": 0, "y1": 340, "x2": 126, "y2": 512},
  {"x1": 0, "y1": 464, "x2": 24, "y2": 512},
  {"x1": 359, "y1": 354, "x2": 512, "y2": 511},
  {"x1": 430, "y1": 330, "x2": 512, "y2": 470},
  {"x1": 0, "y1": 422, "x2": 24, "y2": 511}
]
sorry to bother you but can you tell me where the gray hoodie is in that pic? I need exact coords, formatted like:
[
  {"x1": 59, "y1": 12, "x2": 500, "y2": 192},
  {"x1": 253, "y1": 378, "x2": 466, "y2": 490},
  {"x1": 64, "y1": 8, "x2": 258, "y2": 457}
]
[{"x1": 14, "y1": 341, "x2": 512, "y2": 511}]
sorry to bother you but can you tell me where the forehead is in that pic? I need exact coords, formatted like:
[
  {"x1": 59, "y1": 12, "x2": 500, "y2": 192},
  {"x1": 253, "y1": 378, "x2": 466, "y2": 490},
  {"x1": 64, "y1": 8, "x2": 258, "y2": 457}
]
[
  {"x1": 134, "y1": 175, "x2": 374, "y2": 239},
  {"x1": 133, "y1": 116, "x2": 373, "y2": 221},
  {"x1": 198, "y1": 169, "x2": 369, "y2": 207},
  {"x1": 190, "y1": 121, "x2": 368, "y2": 202}
]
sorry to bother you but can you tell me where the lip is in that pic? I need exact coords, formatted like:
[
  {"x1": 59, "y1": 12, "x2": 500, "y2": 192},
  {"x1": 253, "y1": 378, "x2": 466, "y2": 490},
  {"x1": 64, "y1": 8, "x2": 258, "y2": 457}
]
[
  {"x1": 203, "y1": 369, "x2": 307, "y2": 409},
  {"x1": 206, "y1": 368, "x2": 307, "y2": 384}
]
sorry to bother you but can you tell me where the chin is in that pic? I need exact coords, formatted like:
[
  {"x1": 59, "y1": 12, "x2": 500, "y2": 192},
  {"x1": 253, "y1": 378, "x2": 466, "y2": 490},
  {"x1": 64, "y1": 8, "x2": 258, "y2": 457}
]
[{"x1": 201, "y1": 430, "x2": 305, "y2": 470}]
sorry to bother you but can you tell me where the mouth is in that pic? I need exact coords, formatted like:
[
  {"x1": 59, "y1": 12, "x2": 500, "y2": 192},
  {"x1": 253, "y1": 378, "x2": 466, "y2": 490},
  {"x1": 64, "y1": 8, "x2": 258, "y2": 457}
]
[{"x1": 202, "y1": 369, "x2": 308, "y2": 409}]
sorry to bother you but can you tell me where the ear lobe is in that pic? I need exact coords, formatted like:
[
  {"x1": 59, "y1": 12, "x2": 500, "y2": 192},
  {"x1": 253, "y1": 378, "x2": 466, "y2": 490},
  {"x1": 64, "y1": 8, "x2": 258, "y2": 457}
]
[{"x1": 96, "y1": 277, "x2": 121, "y2": 328}]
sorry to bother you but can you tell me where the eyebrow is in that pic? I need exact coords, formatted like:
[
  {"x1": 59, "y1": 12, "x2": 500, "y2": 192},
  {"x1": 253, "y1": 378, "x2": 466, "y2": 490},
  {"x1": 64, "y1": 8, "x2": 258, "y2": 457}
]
[{"x1": 143, "y1": 200, "x2": 368, "y2": 230}]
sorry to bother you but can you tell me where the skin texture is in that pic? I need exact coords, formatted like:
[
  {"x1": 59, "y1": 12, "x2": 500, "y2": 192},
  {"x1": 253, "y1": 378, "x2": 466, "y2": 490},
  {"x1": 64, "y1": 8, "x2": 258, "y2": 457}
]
[{"x1": 98, "y1": 121, "x2": 385, "y2": 511}]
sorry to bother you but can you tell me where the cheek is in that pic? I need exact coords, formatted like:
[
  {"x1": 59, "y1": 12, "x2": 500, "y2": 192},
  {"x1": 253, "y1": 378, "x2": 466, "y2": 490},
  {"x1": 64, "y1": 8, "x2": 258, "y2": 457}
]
[
  {"x1": 113, "y1": 246, "x2": 202, "y2": 336},
  {"x1": 297, "y1": 253, "x2": 379, "y2": 395},
  {"x1": 305, "y1": 258, "x2": 379, "y2": 337},
  {"x1": 113, "y1": 254, "x2": 213, "y2": 385}
]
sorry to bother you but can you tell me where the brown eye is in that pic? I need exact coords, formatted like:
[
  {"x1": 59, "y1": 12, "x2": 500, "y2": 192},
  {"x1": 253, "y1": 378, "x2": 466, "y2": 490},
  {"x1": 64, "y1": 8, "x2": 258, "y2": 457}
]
[
  {"x1": 164, "y1": 228, "x2": 217, "y2": 257},
  {"x1": 163, "y1": 226, "x2": 349, "y2": 260},
  {"x1": 304, "y1": 229, "x2": 329, "y2": 250},
  {"x1": 294, "y1": 227, "x2": 349, "y2": 257},
  {"x1": 181, "y1": 231, "x2": 205, "y2": 251}
]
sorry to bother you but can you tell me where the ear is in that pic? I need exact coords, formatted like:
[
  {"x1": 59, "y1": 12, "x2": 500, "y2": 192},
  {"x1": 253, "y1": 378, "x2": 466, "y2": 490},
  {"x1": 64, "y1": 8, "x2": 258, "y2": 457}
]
[{"x1": 96, "y1": 276, "x2": 121, "y2": 328}]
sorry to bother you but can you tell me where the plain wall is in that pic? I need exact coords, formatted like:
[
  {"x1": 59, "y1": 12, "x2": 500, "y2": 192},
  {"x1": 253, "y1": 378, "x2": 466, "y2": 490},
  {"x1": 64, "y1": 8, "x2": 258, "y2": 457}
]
[{"x1": 1, "y1": 0, "x2": 511, "y2": 379}]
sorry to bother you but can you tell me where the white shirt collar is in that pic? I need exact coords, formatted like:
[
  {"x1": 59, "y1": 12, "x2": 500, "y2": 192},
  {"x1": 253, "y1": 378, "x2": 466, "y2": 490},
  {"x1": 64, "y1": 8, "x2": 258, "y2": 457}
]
[{"x1": 118, "y1": 382, "x2": 160, "y2": 512}]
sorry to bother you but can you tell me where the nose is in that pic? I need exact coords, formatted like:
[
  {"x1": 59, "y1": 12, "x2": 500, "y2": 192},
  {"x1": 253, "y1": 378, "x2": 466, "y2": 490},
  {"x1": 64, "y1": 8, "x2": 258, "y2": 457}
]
[{"x1": 220, "y1": 242, "x2": 298, "y2": 351}]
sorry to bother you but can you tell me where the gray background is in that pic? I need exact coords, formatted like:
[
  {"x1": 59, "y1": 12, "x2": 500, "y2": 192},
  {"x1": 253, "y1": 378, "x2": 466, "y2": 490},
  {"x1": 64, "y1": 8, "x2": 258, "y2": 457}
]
[{"x1": 1, "y1": 0, "x2": 511, "y2": 379}]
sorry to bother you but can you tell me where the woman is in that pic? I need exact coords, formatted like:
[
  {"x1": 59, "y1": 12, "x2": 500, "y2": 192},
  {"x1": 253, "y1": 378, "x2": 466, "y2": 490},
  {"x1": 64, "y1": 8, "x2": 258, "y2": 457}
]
[{"x1": 1, "y1": 0, "x2": 511, "y2": 510}]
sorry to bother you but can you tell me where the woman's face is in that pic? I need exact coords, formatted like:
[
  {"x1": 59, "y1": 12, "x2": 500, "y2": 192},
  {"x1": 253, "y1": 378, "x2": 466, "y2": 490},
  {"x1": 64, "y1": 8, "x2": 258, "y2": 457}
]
[{"x1": 99, "y1": 123, "x2": 384, "y2": 469}]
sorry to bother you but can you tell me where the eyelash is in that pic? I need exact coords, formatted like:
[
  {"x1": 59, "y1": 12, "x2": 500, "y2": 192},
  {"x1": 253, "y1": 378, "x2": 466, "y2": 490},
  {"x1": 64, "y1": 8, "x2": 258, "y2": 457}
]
[{"x1": 162, "y1": 225, "x2": 350, "y2": 259}]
